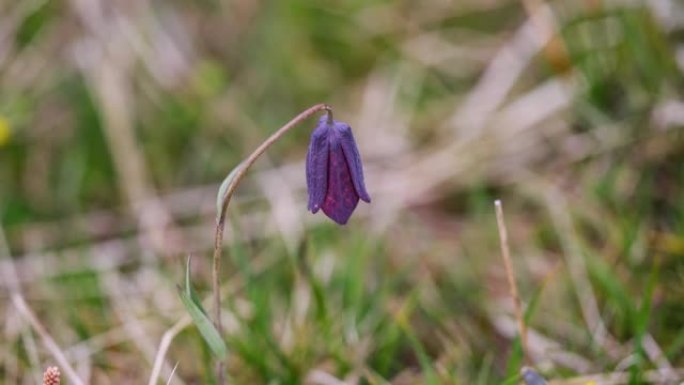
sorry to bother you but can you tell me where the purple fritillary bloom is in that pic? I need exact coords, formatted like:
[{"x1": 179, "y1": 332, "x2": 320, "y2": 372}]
[{"x1": 306, "y1": 116, "x2": 371, "y2": 225}]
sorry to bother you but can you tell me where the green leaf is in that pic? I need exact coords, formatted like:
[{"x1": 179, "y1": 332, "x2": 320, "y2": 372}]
[
  {"x1": 501, "y1": 373, "x2": 521, "y2": 385},
  {"x1": 216, "y1": 162, "x2": 244, "y2": 222},
  {"x1": 178, "y1": 256, "x2": 228, "y2": 360},
  {"x1": 185, "y1": 256, "x2": 207, "y2": 316},
  {"x1": 524, "y1": 270, "x2": 551, "y2": 323},
  {"x1": 505, "y1": 337, "x2": 523, "y2": 379}
]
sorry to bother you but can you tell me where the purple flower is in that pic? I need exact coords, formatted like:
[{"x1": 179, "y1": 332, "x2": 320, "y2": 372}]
[{"x1": 306, "y1": 115, "x2": 371, "y2": 225}]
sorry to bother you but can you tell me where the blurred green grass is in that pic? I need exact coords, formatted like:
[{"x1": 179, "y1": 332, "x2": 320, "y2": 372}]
[{"x1": 1, "y1": 0, "x2": 684, "y2": 384}]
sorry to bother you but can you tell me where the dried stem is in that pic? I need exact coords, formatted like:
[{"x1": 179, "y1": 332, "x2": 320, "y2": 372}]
[
  {"x1": 212, "y1": 103, "x2": 332, "y2": 384},
  {"x1": 11, "y1": 294, "x2": 85, "y2": 385},
  {"x1": 494, "y1": 200, "x2": 529, "y2": 364},
  {"x1": 148, "y1": 315, "x2": 190, "y2": 385}
]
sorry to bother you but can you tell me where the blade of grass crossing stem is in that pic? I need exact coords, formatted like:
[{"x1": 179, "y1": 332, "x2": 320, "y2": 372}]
[
  {"x1": 502, "y1": 279, "x2": 544, "y2": 380},
  {"x1": 503, "y1": 277, "x2": 548, "y2": 381},
  {"x1": 505, "y1": 338, "x2": 524, "y2": 379},
  {"x1": 178, "y1": 256, "x2": 228, "y2": 360},
  {"x1": 506, "y1": 281, "x2": 549, "y2": 380}
]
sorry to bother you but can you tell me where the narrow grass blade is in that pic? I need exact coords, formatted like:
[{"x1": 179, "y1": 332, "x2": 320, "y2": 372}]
[{"x1": 178, "y1": 256, "x2": 228, "y2": 360}]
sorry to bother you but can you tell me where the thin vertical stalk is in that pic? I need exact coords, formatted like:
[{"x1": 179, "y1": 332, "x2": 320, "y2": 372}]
[
  {"x1": 212, "y1": 103, "x2": 332, "y2": 384},
  {"x1": 494, "y1": 200, "x2": 529, "y2": 364}
]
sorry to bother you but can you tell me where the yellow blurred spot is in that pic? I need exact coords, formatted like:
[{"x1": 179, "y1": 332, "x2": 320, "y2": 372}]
[
  {"x1": 0, "y1": 116, "x2": 10, "y2": 146},
  {"x1": 653, "y1": 231, "x2": 684, "y2": 254},
  {"x1": 585, "y1": 382, "x2": 597, "y2": 385}
]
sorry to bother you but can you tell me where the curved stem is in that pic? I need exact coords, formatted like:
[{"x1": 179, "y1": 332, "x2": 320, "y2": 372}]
[
  {"x1": 325, "y1": 106, "x2": 333, "y2": 124},
  {"x1": 212, "y1": 103, "x2": 332, "y2": 384}
]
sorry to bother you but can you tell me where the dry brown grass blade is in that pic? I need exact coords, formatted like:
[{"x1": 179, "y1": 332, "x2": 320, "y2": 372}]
[
  {"x1": 11, "y1": 294, "x2": 85, "y2": 385},
  {"x1": 494, "y1": 200, "x2": 529, "y2": 364},
  {"x1": 2, "y1": 225, "x2": 50, "y2": 384},
  {"x1": 148, "y1": 317, "x2": 191, "y2": 385}
]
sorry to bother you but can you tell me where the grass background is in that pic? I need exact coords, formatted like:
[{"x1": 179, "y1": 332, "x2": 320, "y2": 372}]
[{"x1": 1, "y1": 0, "x2": 684, "y2": 383}]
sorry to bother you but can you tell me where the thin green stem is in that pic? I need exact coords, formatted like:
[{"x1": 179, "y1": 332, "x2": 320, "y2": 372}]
[{"x1": 211, "y1": 103, "x2": 332, "y2": 385}]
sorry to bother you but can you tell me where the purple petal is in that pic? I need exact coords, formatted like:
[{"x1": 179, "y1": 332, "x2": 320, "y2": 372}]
[
  {"x1": 336, "y1": 122, "x2": 371, "y2": 203},
  {"x1": 306, "y1": 123, "x2": 330, "y2": 213},
  {"x1": 321, "y1": 132, "x2": 359, "y2": 225}
]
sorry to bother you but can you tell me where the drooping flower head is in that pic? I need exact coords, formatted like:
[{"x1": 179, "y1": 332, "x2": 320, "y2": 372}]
[{"x1": 306, "y1": 114, "x2": 370, "y2": 225}]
